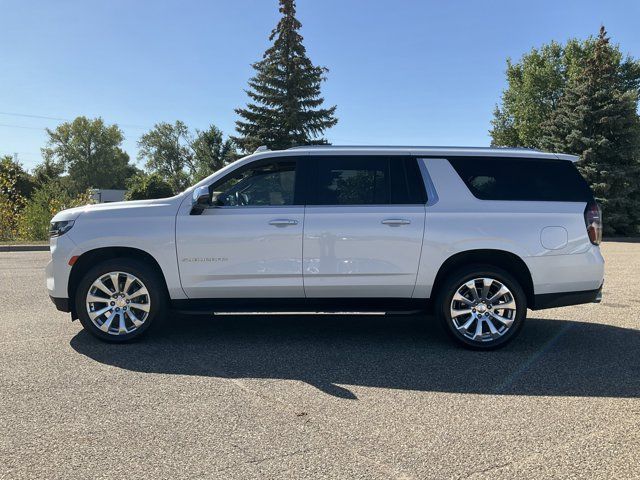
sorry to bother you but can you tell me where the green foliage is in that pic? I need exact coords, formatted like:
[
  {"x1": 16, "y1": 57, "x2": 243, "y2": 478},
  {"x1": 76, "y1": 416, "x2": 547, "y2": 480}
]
[
  {"x1": 31, "y1": 157, "x2": 65, "y2": 187},
  {"x1": 138, "y1": 121, "x2": 236, "y2": 193},
  {"x1": 190, "y1": 125, "x2": 238, "y2": 182},
  {"x1": 543, "y1": 28, "x2": 640, "y2": 235},
  {"x1": 125, "y1": 172, "x2": 174, "y2": 200},
  {"x1": 1, "y1": 155, "x2": 35, "y2": 198},
  {"x1": 42, "y1": 116, "x2": 138, "y2": 194},
  {"x1": 490, "y1": 34, "x2": 640, "y2": 148},
  {"x1": 138, "y1": 121, "x2": 192, "y2": 193},
  {"x1": 233, "y1": 0, "x2": 337, "y2": 152},
  {"x1": 0, "y1": 156, "x2": 29, "y2": 240},
  {"x1": 17, "y1": 181, "x2": 94, "y2": 241},
  {"x1": 490, "y1": 41, "x2": 567, "y2": 148}
]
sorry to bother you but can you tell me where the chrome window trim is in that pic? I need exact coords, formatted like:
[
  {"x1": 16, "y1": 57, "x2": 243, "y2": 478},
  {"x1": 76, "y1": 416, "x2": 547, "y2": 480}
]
[
  {"x1": 204, "y1": 204, "x2": 302, "y2": 210},
  {"x1": 304, "y1": 204, "x2": 426, "y2": 208}
]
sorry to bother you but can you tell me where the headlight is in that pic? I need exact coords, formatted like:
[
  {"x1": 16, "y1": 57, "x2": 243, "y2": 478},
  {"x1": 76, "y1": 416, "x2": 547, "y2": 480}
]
[{"x1": 49, "y1": 220, "x2": 75, "y2": 238}]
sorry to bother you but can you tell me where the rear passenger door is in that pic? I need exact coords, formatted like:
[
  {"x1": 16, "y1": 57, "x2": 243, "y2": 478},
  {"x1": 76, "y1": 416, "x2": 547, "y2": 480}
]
[{"x1": 303, "y1": 156, "x2": 427, "y2": 298}]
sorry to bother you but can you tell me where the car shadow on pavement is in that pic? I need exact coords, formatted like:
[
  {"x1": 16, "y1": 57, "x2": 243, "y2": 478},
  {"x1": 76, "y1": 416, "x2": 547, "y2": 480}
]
[{"x1": 70, "y1": 314, "x2": 640, "y2": 400}]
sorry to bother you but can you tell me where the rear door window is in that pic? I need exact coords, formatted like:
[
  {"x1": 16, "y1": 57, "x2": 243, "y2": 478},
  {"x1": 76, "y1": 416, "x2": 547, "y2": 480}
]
[
  {"x1": 448, "y1": 156, "x2": 593, "y2": 202},
  {"x1": 309, "y1": 156, "x2": 426, "y2": 205}
]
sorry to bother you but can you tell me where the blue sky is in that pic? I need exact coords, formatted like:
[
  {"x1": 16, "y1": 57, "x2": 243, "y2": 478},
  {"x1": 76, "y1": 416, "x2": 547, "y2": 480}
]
[{"x1": 1, "y1": 0, "x2": 639, "y2": 170}]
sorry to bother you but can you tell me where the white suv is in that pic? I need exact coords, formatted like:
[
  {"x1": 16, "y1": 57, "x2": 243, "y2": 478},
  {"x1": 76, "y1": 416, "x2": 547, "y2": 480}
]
[{"x1": 46, "y1": 146, "x2": 604, "y2": 349}]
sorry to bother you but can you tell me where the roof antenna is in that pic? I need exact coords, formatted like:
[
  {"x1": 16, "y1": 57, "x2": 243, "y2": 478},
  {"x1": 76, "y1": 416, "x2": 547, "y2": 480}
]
[{"x1": 254, "y1": 145, "x2": 269, "y2": 153}]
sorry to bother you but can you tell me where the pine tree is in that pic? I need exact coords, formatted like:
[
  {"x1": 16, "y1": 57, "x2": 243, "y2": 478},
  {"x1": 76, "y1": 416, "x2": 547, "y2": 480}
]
[
  {"x1": 543, "y1": 27, "x2": 640, "y2": 235},
  {"x1": 233, "y1": 0, "x2": 337, "y2": 152}
]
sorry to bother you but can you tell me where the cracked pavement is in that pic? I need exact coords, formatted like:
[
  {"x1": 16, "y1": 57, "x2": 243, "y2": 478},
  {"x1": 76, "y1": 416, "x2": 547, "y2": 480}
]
[{"x1": 1, "y1": 243, "x2": 639, "y2": 479}]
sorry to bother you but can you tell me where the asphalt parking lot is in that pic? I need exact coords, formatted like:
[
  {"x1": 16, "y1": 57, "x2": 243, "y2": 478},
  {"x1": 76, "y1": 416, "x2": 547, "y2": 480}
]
[{"x1": 1, "y1": 243, "x2": 639, "y2": 479}]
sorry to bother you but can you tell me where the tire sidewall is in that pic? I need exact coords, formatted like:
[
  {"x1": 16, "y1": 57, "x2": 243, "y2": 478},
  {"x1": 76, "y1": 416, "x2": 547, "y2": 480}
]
[
  {"x1": 75, "y1": 258, "x2": 166, "y2": 342},
  {"x1": 437, "y1": 265, "x2": 527, "y2": 350}
]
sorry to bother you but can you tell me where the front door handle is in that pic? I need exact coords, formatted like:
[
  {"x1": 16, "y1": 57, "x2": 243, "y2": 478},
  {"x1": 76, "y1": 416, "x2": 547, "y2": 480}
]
[
  {"x1": 269, "y1": 219, "x2": 299, "y2": 227},
  {"x1": 381, "y1": 218, "x2": 411, "y2": 226}
]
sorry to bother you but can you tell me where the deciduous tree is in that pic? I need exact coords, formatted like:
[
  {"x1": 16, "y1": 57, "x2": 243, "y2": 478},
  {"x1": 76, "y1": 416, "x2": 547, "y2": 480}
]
[
  {"x1": 138, "y1": 122, "x2": 236, "y2": 192},
  {"x1": 41, "y1": 117, "x2": 137, "y2": 194},
  {"x1": 190, "y1": 125, "x2": 237, "y2": 182},
  {"x1": 137, "y1": 121, "x2": 192, "y2": 193},
  {"x1": 125, "y1": 172, "x2": 174, "y2": 200}
]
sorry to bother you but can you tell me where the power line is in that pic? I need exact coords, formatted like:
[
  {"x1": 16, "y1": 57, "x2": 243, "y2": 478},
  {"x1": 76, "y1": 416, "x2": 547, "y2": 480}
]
[
  {"x1": 0, "y1": 111, "x2": 67, "y2": 122},
  {"x1": 0, "y1": 123, "x2": 47, "y2": 131},
  {"x1": 0, "y1": 151, "x2": 40, "y2": 156},
  {"x1": 0, "y1": 111, "x2": 150, "y2": 130}
]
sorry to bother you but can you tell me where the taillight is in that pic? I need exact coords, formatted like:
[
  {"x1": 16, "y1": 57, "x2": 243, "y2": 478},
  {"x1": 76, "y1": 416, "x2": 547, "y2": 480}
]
[{"x1": 584, "y1": 201, "x2": 602, "y2": 245}]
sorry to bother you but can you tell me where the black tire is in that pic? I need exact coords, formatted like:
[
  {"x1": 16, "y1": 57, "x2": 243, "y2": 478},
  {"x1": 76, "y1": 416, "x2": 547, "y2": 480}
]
[
  {"x1": 436, "y1": 264, "x2": 527, "y2": 350},
  {"x1": 75, "y1": 258, "x2": 167, "y2": 343}
]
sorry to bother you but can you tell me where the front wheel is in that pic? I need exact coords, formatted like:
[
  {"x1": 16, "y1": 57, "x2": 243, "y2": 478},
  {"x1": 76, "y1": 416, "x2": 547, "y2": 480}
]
[
  {"x1": 75, "y1": 258, "x2": 167, "y2": 342},
  {"x1": 436, "y1": 265, "x2": 527, "y2": 350}
]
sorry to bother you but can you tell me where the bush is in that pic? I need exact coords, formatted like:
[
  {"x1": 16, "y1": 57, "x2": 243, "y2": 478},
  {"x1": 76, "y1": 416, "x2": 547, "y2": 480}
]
[
  {"x1": 17, "y1": 181, "x2": 93, "y2": 241},
  {"x1": 0, "y1": 195, "x2": 24, "y2": 241},
  {"x1": 0, "y1": 156, "x2": 28, "y2": 241},
  {"x1": 125, "y1": 173, "x2": 174, "y2": 200}
]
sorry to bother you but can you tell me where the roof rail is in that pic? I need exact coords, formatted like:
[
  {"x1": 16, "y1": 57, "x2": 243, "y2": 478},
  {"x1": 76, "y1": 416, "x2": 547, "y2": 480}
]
[
  {"x1": 493, "y1": 146, "x2": 541, "y2": 151},
  {"x1": 287, "y1": 145, "x2": 543, "y2": 151},
  {"x1": 287, "y1": 145, "x2": 333, "y2": 150}
]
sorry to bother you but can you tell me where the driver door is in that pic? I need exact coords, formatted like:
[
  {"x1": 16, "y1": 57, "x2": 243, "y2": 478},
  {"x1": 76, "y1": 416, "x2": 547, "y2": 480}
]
[{"x1": 176, "y1": 157, "x2": 306, "y2": 298}]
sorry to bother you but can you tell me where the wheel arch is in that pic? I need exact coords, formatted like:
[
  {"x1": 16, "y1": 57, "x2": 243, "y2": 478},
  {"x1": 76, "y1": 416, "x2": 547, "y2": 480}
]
[
  {"x1": 68, "y1": 247, "x2": 169, "y2": 319},
  {"x1": 430, "y1": 249, "x2": 534, "y2": 309}
]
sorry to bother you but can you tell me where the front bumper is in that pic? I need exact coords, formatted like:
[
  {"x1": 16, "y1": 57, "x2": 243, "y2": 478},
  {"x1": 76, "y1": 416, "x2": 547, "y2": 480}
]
[
  {"x1": 46, "y1": 234, "x2": 76, "y2": 299},
  {"x1": 49, "y1": 296, "x2": 71, "y2": 312}
]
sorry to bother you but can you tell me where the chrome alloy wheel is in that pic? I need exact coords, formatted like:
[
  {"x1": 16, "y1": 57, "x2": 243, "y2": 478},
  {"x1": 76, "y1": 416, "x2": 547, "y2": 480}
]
[
  {"x1": 449, "y1": 277, "x2": 517, "y2": 343},
  {"x1": 86, "y1": 271, "x2": 151, "y2": 336}
]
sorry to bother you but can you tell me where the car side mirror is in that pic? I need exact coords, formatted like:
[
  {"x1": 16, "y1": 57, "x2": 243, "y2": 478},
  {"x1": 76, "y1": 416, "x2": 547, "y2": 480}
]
[{"x1": 190, "y1": 186, "x2": 211, "y2": 215}]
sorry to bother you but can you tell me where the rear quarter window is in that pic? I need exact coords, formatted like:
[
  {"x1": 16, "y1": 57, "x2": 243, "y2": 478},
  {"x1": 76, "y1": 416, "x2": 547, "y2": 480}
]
[{"x1": 448, "y1": 156, "x2": 593, "y2": 202}]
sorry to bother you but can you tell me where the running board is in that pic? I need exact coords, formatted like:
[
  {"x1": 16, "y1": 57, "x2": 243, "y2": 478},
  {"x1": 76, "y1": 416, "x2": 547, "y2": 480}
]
[{"x1": 170, "y1": 298, "x2": 429, "y2": 316}]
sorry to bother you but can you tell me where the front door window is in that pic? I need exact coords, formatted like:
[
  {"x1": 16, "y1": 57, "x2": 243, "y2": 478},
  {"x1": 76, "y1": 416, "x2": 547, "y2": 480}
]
[{"x1": 213, "y1": 161, "x2": 296, "y2": 207}]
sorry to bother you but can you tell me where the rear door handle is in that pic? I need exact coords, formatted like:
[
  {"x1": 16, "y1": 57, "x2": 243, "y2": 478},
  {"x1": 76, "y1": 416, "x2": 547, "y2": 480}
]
[
  {"x1": 269, "y1": 219, "x2": 299, "y2": 227},
  {"x1": 381, "y1": 218, "x2": 411, "y2": 226}
]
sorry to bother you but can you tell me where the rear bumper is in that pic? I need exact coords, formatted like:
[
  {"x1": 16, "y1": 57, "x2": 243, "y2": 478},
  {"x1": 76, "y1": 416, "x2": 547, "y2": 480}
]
[
  {"x1": 532, "y1": 283, "x2": 603, "y2": 310},
  {"x1": 49, "y1": 296, "x2": 71, "y2": 313},
  {"x1": 525, "y1": 246, "x2": 604, "y2": 295}
]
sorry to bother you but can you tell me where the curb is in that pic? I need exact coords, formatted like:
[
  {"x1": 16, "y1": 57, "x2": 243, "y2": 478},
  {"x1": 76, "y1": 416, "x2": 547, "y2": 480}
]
[
  {"x1": 604, "y1": 237, "x2": 640, "y2": 243},
  {"x1": 0, "y1": 245, "x2": 49, "y2": 252}
]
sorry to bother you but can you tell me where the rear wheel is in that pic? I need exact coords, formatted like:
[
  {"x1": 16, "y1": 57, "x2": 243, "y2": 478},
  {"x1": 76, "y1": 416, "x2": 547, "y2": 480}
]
[
  {"x1": 75, "y1": 258, "x2": 167, "y2": 342},
  {"x1": 436, "y1": 265, "x2": 527, "y2": 349}
]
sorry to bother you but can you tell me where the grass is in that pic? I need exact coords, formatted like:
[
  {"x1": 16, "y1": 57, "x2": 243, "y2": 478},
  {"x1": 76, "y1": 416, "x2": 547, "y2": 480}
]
[{"x1": 0, "y1": 240, "x2": 49, "y2": 245}]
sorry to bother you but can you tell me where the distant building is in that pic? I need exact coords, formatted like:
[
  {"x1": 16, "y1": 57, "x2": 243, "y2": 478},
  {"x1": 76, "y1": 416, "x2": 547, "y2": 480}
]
[{"x1": 90, "y1": 189, "x2": 126, "y2": 203}]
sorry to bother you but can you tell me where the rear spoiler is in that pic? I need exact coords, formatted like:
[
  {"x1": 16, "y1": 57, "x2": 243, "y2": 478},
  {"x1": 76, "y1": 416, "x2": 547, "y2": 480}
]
[{"x1": 554, "y1": 153, "x2": 580, "y2": 162}]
